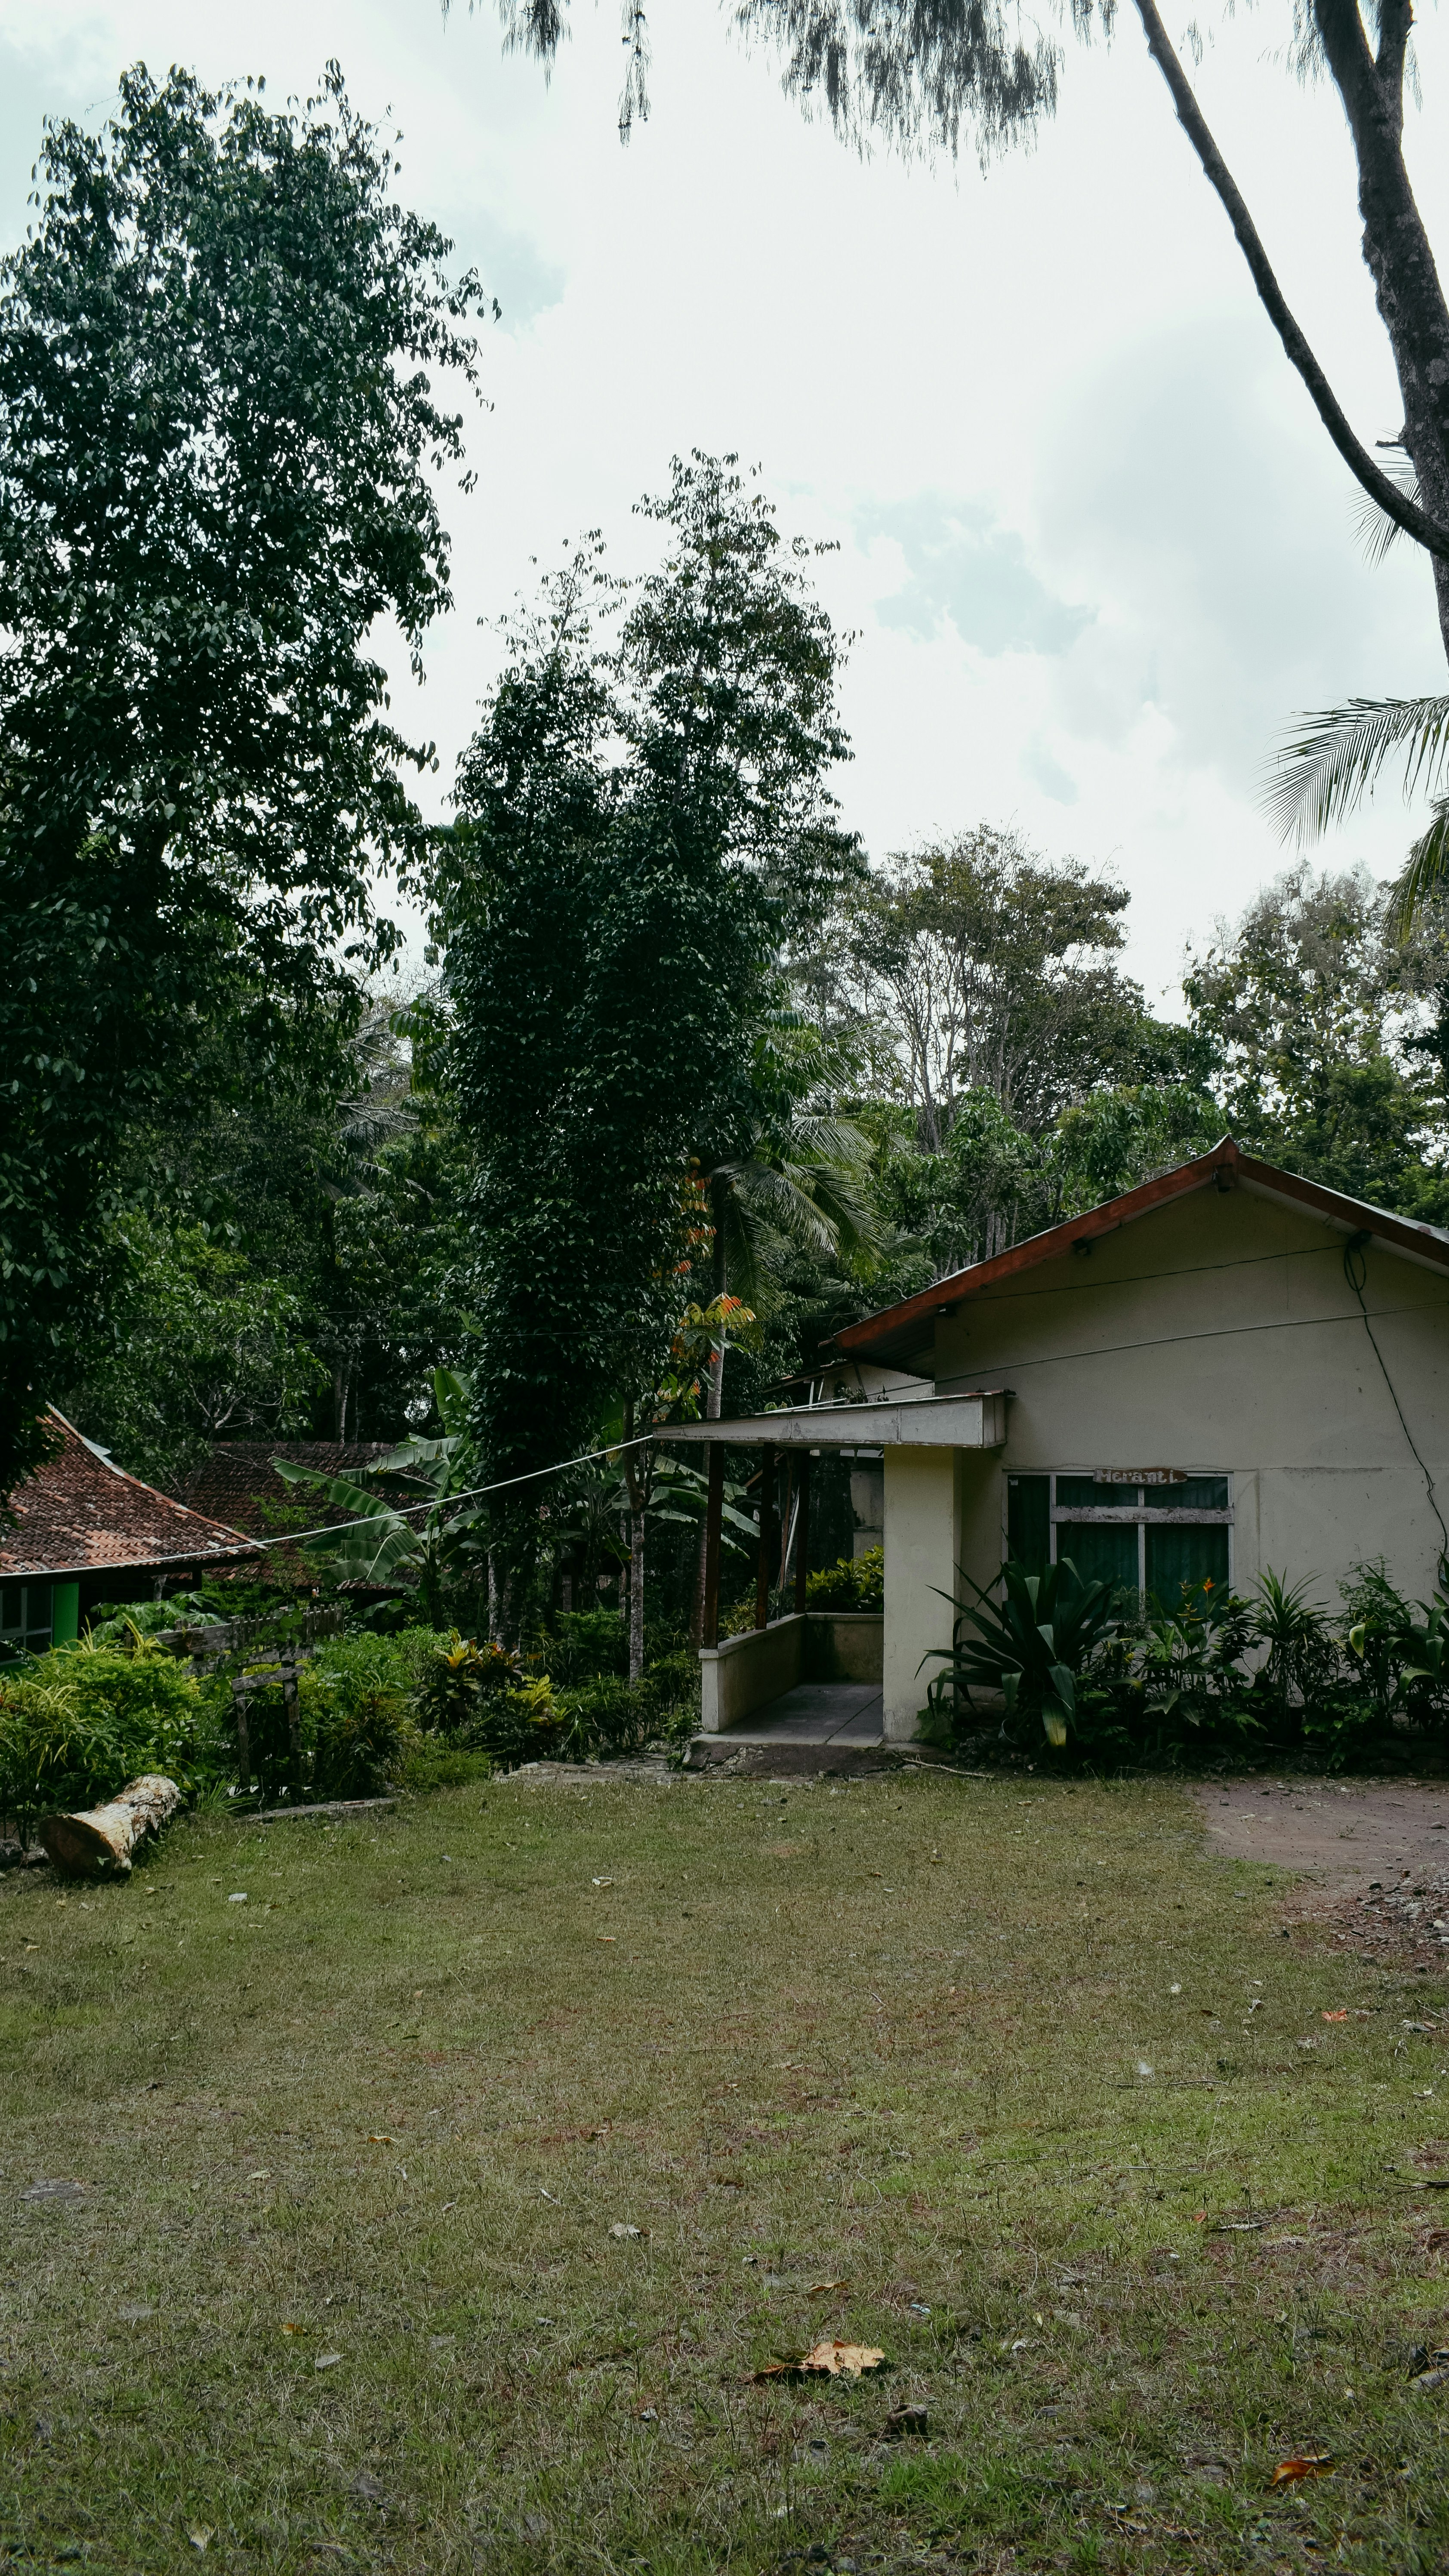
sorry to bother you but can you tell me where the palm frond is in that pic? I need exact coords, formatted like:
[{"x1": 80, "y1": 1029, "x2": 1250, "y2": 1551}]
[
  {"x1": 271, "y1": 1460, "x2": 402, "y2": 1522},
  {"x1": 1264, "y1": 695, "x2": 1449, "y2": 844},
  {"x1": 1389, "y1": 796, "x2": 1449, "y2": 934},
  {"x1": 1350, "y1": 461, "x2": 1420, "y2": 567}
]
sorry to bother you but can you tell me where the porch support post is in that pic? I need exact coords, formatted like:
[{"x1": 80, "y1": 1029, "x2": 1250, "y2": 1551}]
[
  {"x1": 793, "y1": 1452, "x2": 811, "y2": 1615},
  {"x1": 755, "y1": 1442, "x2": 775, "y2": 1630},
  {"x1": 883, "y1": 1446, "x2": 963, "y2": 1743},
  {"x1": 702, "y1": 1445, "x2": 724, "y2": 1650}
]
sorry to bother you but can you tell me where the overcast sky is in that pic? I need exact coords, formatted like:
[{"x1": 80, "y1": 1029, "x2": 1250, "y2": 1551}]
[{"x1": 4, "y1": 0, "x2": 1446, "y2": 1008}]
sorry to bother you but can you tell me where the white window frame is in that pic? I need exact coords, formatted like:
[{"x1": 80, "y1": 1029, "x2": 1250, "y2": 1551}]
[{"x1": 1004, "y1": 1472, "x2": 1234, "y2": 1592}]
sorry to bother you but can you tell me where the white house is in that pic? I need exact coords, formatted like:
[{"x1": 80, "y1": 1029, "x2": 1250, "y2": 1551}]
[{"x1": 671, "y1": 1140, "x2": 1449, "y2": 1742}]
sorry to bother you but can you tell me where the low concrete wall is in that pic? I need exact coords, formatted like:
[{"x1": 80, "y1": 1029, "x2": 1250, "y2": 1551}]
[
  {"x1": 698, "y1": 1612, "x2": 884, "y2": 1729},
  {"x1": 804, "y1": 1612, "x2": 884, "y2": 1684},
  {"x1": 699, "y1": 1616, "x2": 805, "y2": 1732}
]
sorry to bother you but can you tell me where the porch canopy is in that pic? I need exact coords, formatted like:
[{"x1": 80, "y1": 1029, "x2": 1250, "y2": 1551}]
[{"x1": 655, "y1": 1390, "x2": 1008, "y2": 1647}]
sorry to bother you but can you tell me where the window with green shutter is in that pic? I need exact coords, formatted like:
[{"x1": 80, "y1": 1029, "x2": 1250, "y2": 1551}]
[{"x1": 1003, "y1": 1474, "x2": 1233, "y2": 1604}]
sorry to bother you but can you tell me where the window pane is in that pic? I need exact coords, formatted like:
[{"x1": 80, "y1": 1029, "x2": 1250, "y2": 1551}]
[
  {"x1": 1057, "y1": 1520, "x2": 1138, "y2": 1596},
  {"x1": 0, "y1": 1584, "x2": 18, "y2": 1631},
  {"x1": 1007, "y1": 1475, "x2": 1050, "y2": 1573},
  {"x1": 1146, "y1": 1522, "x2": 1230, "y2": 1601},
  {"x1": 1056, "y1": 1477, "x2": 1141, "y2": 1509},
  {"x1": 1142, "y1": 1478, "x2": 1229, "y2": 1512}
]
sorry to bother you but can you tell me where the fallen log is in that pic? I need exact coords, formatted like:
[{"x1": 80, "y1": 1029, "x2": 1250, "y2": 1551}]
[{"x1": 38, "y1": 1775, "x2": 183, "y2": 1879}]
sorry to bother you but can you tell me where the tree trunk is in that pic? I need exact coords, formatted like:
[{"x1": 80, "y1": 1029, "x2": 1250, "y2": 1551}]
[
  {"x1": 1313, "y1": 0, "x2": 1449, "y2": 665},
  {"x1": 39, "y1": 1774, "x2": 182, "y2": 1879},
  {"x1": 629, "y1": 1505, "x2": 645, "y2": 1684},
  {"x1": 691, "y1": 1170, "x2": 730, "y2": 1647}
]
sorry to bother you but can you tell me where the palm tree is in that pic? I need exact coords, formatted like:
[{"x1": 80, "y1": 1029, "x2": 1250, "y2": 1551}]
[{"x1": 1266, "y1": 696, "x2": 1449, "y2": 930}]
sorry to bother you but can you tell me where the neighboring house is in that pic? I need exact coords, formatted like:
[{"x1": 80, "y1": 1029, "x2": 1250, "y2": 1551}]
[
  {"x1": 671, "y1": 1140, "x2": 1449, "y2": 1742},
  {"x1": 178, "y1": 1442, "x2": 396, "y2": 1538},
  {"x1": 0, "y1": 1411, "x2": 255, "y2": 1658}
]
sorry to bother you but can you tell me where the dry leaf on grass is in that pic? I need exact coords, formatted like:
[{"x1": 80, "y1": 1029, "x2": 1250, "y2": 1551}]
[
  {"x1": 1270, "y1": 2454, "x2": 1332, "y2": 2486},
  {"x1": 609, "y1": 2222, "x2": 642, "y2": 2239},
  {"x1": 753, "y1": 2339, "x2": 887, "y2": 2381},
  {"x1": 1322, "y1": 2009, "x2": 1348, "y2": 2022},
  {"x1": 186, "y1": 2527, "x2": 213, "y2": 2553},
  {"x1": 807, "y1": 2279, "x2": 849, "y2": 2296},
  {"x1": 364, "y1": 2134, "x2": 395, "y2": 2145}
]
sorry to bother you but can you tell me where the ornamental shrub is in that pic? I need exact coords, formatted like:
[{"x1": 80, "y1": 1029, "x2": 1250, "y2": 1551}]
[
  {"x1": 805, "y1": 1545, "x2": 884, "y2": 1613},
  {"x1": 0, "y1": 1635, "x2": 201, "y2": 1840}
]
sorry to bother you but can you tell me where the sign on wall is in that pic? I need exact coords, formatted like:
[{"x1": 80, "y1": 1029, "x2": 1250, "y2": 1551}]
[{"x1": 1092, "y1": 1468, "x2": 1189, "y2": 1485}]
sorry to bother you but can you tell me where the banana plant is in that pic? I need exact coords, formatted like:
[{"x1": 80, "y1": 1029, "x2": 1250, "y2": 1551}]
[
  {"x1": 922, "y1": 1555, "x2": 1116, "y2": 1748},
  {"x1": 273, "y1": 1367, "x2": 484, "y2": 1627}
]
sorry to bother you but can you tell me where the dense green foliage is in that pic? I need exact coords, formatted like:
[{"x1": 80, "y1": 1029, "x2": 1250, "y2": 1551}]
[
  {"x1": 0, "y1": 63, "x2": 482, "y2": 1486},
  {"x1": 0, "y1": 1637, "x2": 202, "y2": 1838},
  {"x1": 924, "y1": 1556, "x2": 1449, "y2": 1768},
  {"x1": 438, "y1": 456, "x2": 858, "y2": 1582}
]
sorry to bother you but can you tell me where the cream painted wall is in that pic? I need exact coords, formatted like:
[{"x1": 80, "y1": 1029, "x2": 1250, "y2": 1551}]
[
  {"x1": 929, "y1": 1180, "x2": 1449, "y2": 1611},
  {"x1": 882, "y1": 1447, "x2": 962, "y2": 1738}
]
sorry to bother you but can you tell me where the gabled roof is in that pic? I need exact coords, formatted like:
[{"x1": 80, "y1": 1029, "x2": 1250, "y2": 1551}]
[
  {"x1": 837, "y1": 1136, "x2": 1449, "y2": 1369},
  {"x1": 0, "y1": 1411, "x2": 256, "y2": 1581}
]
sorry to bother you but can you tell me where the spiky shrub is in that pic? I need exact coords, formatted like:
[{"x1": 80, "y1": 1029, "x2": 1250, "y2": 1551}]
[
  {"x1": 296, "y1": 1635, "x2": 416, "y2": 1800},
  {"x1": 922, "y1": 1557, "x2": 1117, "y2": 1750},
  {"x1": 410, "y1": 1632, "x2": 521, "y2": 1736}
]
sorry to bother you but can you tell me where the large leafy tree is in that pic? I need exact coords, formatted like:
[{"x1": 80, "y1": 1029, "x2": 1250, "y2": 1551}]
[
  {"x1": 436, "y1": 456, "x2": 856, "y2": 1608},
  {"x1": 829, "y1": 828, "x2": 1156, "y2": 1149},
  {"x1": 1184, "y1": 861, "x2": 1449, "y2": 1214},
  {"x1": 66, "y1": 983, "x2": 471, "y2": 1477},
  {"x1": 0, "y1": 63, "x2": 484, "y2": 1490}
]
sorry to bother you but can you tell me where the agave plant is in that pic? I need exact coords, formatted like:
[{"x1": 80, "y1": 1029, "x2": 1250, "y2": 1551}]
[{"x1": 922, "y1": 1555, "x2": 1116, "y2": 1749}]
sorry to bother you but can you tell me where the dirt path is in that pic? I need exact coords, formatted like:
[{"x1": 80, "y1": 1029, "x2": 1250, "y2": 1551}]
[
  {"x1": 1194, "y1": 1778, "x2": 1449, "y2": 1975},
  {"x1": 1193, "y1": 1778, "x2": 1449, "y2": 1890}
]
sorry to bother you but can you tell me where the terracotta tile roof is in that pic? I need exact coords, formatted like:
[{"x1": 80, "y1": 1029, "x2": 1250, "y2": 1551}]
[
  {"x1": 0, "y1": 1412, "x2": 256, "y2": 1580},
  {"x1": 178, "y1": 1442, "x2": 397, "y2": 1538}
]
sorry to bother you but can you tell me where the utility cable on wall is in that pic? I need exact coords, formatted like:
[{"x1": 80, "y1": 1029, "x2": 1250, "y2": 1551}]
[{"x1": 1342, "y1": 1233, "x2": 1449, "y2": 1569}]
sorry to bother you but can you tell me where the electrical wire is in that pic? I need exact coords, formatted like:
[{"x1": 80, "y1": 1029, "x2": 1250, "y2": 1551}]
[
  {"x1": 92, "y1": 1403, "x2": 867, "y2": 1577},
  {"x1": 927, "y1": 1296, "x2": 1447, "y2": 1384},
  {"x1": 1341, "y1": 1236, "x2": 1449, "y2": 1566}
]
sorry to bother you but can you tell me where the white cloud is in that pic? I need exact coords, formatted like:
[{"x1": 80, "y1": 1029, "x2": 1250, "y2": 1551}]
[{"x1": 3, "y1": 0, "x2": 1447, "y2": 1005}]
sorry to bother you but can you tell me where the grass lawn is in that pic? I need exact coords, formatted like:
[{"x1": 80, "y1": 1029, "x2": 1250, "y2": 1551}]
[{"x1": 3, "y1": 1766, "x2": 1449, "y2": 2576}]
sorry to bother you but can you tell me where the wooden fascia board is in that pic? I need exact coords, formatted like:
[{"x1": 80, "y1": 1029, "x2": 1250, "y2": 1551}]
[
  {"x1": 836, "y1": 1144, "x2": 1239, "y2": 1358},
  {"x1": 1231, "y1": 1157, "x2": 1449, "y2": 1276},
  {"x1": 833, "y1": 1137, "x2": 1449, "y2": 1362}
]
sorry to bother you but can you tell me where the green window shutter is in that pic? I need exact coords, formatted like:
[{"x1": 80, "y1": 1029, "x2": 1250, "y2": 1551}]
[
  {"x1": 1145, "y1": 1523, "x2": 1229, "y2": 1602},
  {"x1": 1057, "y1": 1521, "x2": 1139, "y2": 1598},
  {"x1": 1006, "y1": 1475, "x2": 1050, "y2": 1572}
]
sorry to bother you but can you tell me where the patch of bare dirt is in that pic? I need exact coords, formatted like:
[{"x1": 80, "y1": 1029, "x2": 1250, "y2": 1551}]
[
  {"x1": 1195, "y1": 1778, "x2": 1449, "y2": 1974},
  {"x1": 1194, "y1": 1778, "x2": 1449, "y2": 1889}
]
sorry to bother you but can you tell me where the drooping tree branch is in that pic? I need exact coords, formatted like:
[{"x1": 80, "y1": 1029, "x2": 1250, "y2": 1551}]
[{"x1": 1131, "y1": 0, "x2": 1449, "y2": 568}]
